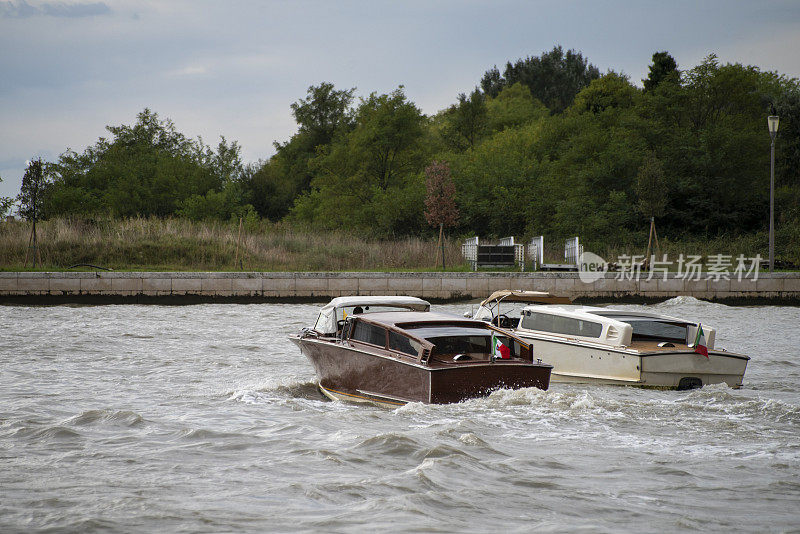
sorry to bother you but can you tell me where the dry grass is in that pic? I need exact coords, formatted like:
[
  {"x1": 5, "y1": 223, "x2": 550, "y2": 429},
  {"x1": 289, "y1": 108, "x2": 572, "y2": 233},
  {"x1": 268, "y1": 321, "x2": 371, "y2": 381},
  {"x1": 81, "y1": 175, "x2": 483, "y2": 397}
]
[
  {"x1": 2, "y1": 217, "x2": 796, "y2": 272},
  {"x1": 0, "y1": 217, "x2": 468, "y2": 271}
]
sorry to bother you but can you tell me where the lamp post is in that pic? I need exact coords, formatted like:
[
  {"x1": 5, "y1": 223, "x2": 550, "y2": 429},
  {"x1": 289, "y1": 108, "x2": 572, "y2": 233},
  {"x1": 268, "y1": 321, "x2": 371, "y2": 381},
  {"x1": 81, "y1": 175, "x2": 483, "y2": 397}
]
[{"x1": 768, "y1": 114, "x2": 779, "y2": 272}]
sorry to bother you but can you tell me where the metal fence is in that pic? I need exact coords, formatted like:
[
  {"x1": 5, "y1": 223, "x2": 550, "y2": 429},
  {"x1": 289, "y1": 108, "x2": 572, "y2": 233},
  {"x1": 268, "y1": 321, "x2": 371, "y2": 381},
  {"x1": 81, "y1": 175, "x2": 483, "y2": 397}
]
[
  {"x1": 499, "y1": 236, "x2": 525, "y2": 271},
  {"x1": 463, "y1": 236, "x2": 522, "y2": 271},
  {"x1": 528, "y1": 236, "x2": 543, "y2": 270},
  {"x1": 461, "y1": 236, "x2": 479, "y2": 270},
  {"x1": 462, "y1": 235, "x2": 581, "y2": 271},
  {"x1": 565, "y1": 237, "x2": 583, "y2": 266}
]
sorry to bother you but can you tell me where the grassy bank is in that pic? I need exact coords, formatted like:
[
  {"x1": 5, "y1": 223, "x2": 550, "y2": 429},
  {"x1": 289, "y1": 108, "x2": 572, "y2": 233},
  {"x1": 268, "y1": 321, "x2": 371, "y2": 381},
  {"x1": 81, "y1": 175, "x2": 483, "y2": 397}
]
[
  {"x1": 0, "y1": 218, "x2": 468, "y2": 271},
  {"x1": 1, "y1": 217, "x2": 797, "y2": 272}
]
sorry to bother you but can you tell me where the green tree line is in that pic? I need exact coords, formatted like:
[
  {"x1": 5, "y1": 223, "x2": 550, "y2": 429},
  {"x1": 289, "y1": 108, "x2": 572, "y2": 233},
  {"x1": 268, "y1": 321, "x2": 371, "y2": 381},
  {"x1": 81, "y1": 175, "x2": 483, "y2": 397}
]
[{"x1": 19, "y1": 46, "x2": 800, "y2": 260}]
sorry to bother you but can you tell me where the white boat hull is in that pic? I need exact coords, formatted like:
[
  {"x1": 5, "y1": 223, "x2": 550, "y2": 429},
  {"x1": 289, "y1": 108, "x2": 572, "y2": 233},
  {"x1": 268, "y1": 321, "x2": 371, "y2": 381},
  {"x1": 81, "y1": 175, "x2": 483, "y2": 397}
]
[{"x1": 520, "y1": 337, "x2": 748, "y2": 389}]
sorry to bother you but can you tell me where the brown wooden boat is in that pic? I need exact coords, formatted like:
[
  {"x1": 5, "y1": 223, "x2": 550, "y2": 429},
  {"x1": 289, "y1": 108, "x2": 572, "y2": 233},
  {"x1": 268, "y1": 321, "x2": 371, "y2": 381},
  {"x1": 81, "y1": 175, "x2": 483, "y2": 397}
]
[{"x1": 290, "y1": 297, "x2": 552, "y2": 406}]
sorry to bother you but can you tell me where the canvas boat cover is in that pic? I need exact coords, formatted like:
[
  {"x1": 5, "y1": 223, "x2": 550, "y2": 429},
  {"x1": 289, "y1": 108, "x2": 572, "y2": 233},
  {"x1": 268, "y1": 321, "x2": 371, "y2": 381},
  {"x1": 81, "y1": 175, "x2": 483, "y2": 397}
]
[
  {"x1": 313, "y1": 296, "x2": 431, "y2": 334},
  {"x1": 478, "y1": 290, "x2": 572, "y2": 309}
]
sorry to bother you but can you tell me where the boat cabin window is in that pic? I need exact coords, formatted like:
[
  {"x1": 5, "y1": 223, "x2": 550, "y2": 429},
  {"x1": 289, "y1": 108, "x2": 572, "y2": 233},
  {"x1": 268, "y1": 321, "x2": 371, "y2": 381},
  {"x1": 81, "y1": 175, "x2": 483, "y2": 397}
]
[
  {"x1": 521, "y1": 311, "x2": 603, "y2": 338},
  {"x1": 591, "y1": 313, "x2": 690, "y2": 343},
  {"x1": 351, "y1": 321, "x2": 387, "y2": 347},
  {"x1": 389, "y1": 331, "x2": 420, "y2": 357}
]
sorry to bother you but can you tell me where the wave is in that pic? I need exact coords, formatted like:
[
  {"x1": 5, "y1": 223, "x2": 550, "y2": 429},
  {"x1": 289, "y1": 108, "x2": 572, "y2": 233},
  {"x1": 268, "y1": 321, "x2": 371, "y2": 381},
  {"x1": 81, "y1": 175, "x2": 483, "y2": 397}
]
[
  {"x1": 673, "y1": 384, "x2": 800, "y2": 423},
  {"x1": 4, "y1": 410, "x2": 147, "y2": 443},
  {"x1": 63, "y1": 409, "x2": 144, "y2": 427},
  {"x1": 175, "y1": 428, "x2": 249, "y2": 440},
  {"x1": 350, "y1": 433, "x2": 423, "y2": 457},
  {"x1": 13, "y1": 425, "x2": 84, "y2": 441},
  {"x1": 656, "y1": 295, "x2": 706, "y2": 306}
]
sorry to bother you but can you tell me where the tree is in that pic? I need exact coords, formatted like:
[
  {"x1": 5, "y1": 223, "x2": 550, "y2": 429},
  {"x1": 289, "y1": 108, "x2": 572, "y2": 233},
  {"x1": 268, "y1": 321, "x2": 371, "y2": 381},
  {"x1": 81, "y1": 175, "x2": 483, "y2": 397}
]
[
  {"x1": 291, "y1": 87, "x2": 428, "y2": 235},
  {"x1": 480, "y1": 46, "x2": 601, "y2": 113},
  {"x1": 17, "y1": 158, "x2": 48, "y2": 221},
  {"x1": 775, "y1": 87, "x2": 800, "y2": 189},
  {"x1": 17, "y1": 158, "x2": 50, "y2": 267},
  {"x1": 635, "y1": 152, "x2": 668, "y2": 218},
  {"x1": 42, "y1": 109, "x2": 241, "y2": 219},
  {"x1": 0, "y1": 197, "x2": 12, "y2": 217},
  {"x1": 570, "y1": 72, "x2": 639, "y2": 114},
  {"x1": 443, "y1": 88, "x2": 488, "y2": 150},
  {"x1": 289, "y1": 82, "x2": 356, "y2": 148},
  {"x1": 424, "y1": 160, "x2": 459, "y2": 228},
  {"x1": 643, "y1": 51, "x2": 679, "y2": 91},
  {"x1": 480, "y1": 66, "x2": 502, "y2": 97},
  {"x1": 485, "y1": 82, "x2": 548, "y2": 132},
  {"x1": 326, "y1": 87, "x2": 425, "y2": 193},
  {"x1": 656, "y1": 56, "x2": 788, "y2": 234},
  {"x1": 424, "y1": 161, "x2": 459, "y2": 270},
  {"x1": 243, "y1": 83, "x2": 358, "y2": 220},
  {"x1": 0, "y1": 173, "x2": 14, "y2": 217}
]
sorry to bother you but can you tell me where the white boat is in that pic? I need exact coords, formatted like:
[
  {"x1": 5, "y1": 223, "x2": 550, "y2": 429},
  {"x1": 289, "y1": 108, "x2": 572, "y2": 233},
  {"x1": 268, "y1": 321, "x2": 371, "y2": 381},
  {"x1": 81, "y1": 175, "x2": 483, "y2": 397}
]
[{"x1": 471, "y1": 290, "x2": 749, "y2": 389}]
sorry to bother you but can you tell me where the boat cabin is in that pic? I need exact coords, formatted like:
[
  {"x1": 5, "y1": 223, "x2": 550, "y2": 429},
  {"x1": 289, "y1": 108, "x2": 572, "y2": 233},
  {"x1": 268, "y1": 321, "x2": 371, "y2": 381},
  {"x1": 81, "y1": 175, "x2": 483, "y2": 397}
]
[
  {"x1": 341, "y1": 311, "x2": 533, "y2": 364},
  {"x1": 517, "y1": 305, "x2": 715, "y2": 350},
  {"x1": 313, "y1": 296, "x2": 431, "y2": 336}
]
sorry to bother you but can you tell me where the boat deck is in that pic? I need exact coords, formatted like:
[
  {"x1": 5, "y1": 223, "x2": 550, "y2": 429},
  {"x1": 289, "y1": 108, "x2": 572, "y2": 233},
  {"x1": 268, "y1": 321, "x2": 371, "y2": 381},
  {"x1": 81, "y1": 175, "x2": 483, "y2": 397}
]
[{"x1": 628, "y1": 340, "x2": 694, "y2": 352}]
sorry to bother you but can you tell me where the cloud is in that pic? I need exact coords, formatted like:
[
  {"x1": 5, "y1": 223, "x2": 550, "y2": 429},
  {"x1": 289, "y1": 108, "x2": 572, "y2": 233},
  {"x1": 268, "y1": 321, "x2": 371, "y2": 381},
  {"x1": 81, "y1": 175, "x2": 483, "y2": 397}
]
[
  {"x1": 168, "y1": 65, "x2": 208, "y2": 77},
  {"x1": 0, "y1": 0, "x2": 110, "y2": 18}
]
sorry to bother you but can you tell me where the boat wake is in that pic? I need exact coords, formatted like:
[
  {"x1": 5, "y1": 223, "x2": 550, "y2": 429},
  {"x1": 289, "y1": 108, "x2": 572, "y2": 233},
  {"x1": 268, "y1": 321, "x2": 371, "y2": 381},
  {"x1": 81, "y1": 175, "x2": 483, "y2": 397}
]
[
  {"x1": 395, "y1": 383, "x2": 800, "y2": 429},
  {"x1": 227, "y1": 379, "x2": 325, "y2": 404}
]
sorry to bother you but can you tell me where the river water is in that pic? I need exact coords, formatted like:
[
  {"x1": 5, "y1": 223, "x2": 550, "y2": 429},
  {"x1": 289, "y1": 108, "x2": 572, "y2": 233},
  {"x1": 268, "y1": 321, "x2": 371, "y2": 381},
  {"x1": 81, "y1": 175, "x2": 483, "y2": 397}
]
[{"x1": 1, "y1": 297, "x2": 799, "y2": 533}]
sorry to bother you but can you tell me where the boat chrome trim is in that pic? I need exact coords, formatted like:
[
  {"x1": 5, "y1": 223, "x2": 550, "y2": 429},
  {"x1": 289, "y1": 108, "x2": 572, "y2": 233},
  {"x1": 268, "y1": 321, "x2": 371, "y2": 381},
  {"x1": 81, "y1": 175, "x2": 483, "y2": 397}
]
[
  {"x1": 319, "y1": 384, "x2": 407, "y2": 406},
  {"x1": 553, "y1": 370, "x2": 642, "y2": 383},
  {"x1": 514, "y1": 331, "x2": 749, "y2": 360},
  {"x1": 295, "y1": 335, "x2": 431, "y2": 369}
]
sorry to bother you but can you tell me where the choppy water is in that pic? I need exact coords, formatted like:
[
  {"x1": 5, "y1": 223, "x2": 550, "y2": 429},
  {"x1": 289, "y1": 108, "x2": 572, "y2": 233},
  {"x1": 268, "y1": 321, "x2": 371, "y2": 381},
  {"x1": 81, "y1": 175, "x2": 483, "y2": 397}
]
[{"x1": 1, "y1": 297, "x2": 799, "y2": 533}]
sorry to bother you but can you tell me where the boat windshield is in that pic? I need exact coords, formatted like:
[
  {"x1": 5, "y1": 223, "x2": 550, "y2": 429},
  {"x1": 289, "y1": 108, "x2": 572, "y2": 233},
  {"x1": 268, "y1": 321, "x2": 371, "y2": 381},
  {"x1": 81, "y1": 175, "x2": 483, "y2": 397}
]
[
  {"x1": 474, "y1": 304, "x2": 525, "y2": 328},
  {"x1": 340, "y1": 305, "x2": 414, "y2": 319}
]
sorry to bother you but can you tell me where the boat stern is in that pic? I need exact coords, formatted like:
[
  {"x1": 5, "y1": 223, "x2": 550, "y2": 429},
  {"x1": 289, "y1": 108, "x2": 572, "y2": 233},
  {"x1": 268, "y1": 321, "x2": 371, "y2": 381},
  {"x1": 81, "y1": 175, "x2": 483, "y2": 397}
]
[
  {"x1": 639, "y1": 350, "x2": 749, "y2": 389},
  {"x1": 429, "y1": 362, "x2": 552, "y2": 403}
]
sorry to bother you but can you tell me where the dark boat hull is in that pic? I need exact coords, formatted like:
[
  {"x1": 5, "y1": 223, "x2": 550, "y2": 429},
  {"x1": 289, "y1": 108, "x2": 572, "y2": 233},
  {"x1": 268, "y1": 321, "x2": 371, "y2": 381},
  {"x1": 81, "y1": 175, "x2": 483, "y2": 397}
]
[{"x1": 291, "y1": 336, "x2": 551, "y2": 406}]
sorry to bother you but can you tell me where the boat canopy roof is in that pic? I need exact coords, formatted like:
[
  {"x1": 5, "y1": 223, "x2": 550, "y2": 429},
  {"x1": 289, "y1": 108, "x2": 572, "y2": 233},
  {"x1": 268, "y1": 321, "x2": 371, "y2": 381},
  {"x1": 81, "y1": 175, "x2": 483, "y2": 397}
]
[
  {"x1": 479, "y1": 290, "x2": 572, "y2": 309},
  {"x1": 313, "y1": 296, "x2": 430, "y2": 334},
  {"x1": 473, "y1": 290, "x2": 571, "y2": 321}
]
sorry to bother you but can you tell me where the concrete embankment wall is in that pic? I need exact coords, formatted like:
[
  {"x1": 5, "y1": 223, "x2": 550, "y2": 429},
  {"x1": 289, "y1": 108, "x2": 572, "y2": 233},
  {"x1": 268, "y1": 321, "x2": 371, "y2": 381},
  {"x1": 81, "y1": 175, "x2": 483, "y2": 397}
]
[{"x1": 1, "y1": 272, "x2": 799, "y2": 303}]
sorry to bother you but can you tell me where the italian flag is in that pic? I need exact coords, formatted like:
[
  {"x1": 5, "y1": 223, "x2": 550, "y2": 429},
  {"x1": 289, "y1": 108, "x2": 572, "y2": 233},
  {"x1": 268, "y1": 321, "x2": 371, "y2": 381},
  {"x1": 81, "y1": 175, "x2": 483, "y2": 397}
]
[
  {"x1": 492, "y1": 333, "x2": 511, "y2": 360},
  {"x1": 691, "y1": 324, "x2": 709, "y2": 358}
]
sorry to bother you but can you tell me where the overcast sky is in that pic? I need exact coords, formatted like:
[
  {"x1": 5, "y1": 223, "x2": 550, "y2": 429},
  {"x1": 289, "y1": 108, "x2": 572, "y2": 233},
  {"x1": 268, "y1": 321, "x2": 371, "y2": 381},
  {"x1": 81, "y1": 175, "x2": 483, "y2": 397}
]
[{"x1": 2, "y1": 0, "x2": 800, "y2": 199}]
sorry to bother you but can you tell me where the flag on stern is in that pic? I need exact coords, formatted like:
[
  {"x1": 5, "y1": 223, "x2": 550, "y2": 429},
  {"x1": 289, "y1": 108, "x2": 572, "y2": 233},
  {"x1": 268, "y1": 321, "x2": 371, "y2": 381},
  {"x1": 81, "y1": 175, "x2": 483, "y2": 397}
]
[
  {"x1": 491, "y1": 333, "x2": 511, "y2": 360},
  {"x1": 691, "y1": 323, "x2": 709, "y2": 358}
]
